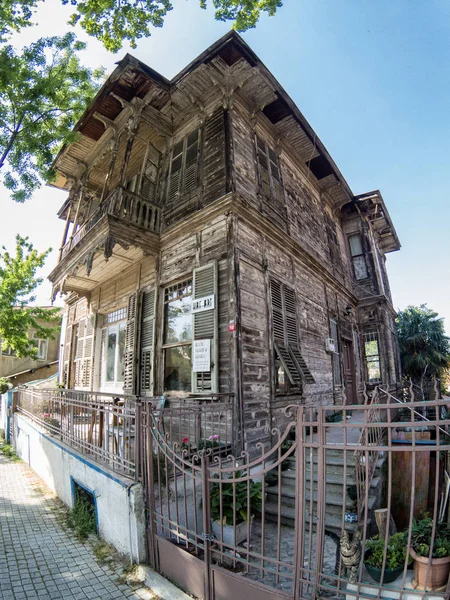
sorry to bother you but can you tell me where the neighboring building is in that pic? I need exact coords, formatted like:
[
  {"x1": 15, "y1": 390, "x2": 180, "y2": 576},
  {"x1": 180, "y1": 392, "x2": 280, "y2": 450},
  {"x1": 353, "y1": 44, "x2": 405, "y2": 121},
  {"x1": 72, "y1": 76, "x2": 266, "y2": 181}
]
[
  {"x1": 0, "y1": 308, "x2": 61, "y2": 386},
  {"x1": 48, "y1": 32, "x2": 401, "y2": 455}
]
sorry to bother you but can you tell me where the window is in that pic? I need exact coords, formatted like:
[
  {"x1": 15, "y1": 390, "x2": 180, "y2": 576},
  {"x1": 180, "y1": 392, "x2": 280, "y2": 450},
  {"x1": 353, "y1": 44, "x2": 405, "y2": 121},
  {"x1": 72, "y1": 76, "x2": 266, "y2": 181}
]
[
  {"x1": 163, "y1": 279, "x2": 193, "y2": 392},
  {"x1": 0, "y1": 340, "x2": 16, "y2": 357},
  {"x1": 270, "y1": 279, "x2": 314, "y2": 392},
  {"x1": 32, "y1": 332, "x2": 48, "y2": 360},
  {"x1": 348, "y1": 233, "x2": 368, "y2": 280},
  {"x1": 256, "y1": 135, "x2": 284, "y2": 203},
  {"x1": 364, "y1": 330, "x2": 381, "y2": 383},
  {"x1": 329, "y1": 318, "x2": 341, "y2": 386},
  {"x1": 100, "y1": 310, "x2": 126, "y2": 389},
  {"x1": 167, "y1": 129, "x2": 200, "y2": 203}
]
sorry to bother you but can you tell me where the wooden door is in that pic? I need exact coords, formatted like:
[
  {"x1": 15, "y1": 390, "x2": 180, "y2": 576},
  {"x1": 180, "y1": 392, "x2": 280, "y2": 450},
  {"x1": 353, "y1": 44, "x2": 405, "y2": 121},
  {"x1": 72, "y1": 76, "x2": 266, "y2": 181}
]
[{"x1": 342, "y1": 340, "x2": 357, "y2": 404}]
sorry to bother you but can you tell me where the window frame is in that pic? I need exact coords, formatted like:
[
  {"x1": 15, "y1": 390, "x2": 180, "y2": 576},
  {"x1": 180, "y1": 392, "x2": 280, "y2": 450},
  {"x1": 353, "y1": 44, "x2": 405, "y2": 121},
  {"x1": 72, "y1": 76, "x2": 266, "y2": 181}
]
[
  {"x1": 162, "y1": 277, "x2": 193, "y2": 394},
  {"x1": 329, "y1": 317, "x2": 342, "y2": 387},
  {"x1": 99, "y1": 309, "x2": 127, "y2": 391},
  {"x1": 363, "y1": 329, "x2": 382, "y2": 384},
  {"x1": 32, "y1": 332, "x2": 48, "y2": 361},
  {"x1": 348, "y1": 233, "x2": 369, "y2": 281}
]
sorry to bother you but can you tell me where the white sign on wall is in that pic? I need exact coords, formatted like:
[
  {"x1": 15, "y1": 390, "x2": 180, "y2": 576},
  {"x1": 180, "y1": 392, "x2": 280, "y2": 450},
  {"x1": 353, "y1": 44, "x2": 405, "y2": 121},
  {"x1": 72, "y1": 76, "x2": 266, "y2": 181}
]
[
  {"x1": 193, "y1": 339, "x2": 211, "y2": 372},
  {"x1": 192, "y1": 295, "x2": 215, "y2": 313}
]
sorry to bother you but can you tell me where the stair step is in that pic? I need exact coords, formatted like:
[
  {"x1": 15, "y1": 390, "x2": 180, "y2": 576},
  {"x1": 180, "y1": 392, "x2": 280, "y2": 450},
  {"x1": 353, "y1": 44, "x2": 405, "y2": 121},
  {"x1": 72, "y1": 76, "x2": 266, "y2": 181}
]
[{"x1": 263, "y1": 502, "x2": 364, "y2": 533}]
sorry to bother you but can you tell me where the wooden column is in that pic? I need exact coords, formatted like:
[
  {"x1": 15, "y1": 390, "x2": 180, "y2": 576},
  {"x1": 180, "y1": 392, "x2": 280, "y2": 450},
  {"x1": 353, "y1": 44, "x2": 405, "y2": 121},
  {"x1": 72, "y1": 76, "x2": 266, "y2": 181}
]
[
  {"x1": 58, "y1": 201, "x2": 72, "y2": 261},
  {"x1": 101, "y1": 135, "x2": 120, "y2": 202},
  {"x1": 119, "y1": 117, "x2": 139, "y2": 187}
]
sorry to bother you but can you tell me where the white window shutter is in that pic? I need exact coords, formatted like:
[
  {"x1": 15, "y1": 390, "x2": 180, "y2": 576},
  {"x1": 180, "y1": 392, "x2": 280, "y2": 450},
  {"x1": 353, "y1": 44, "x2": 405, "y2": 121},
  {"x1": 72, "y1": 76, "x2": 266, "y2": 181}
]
[
  {"x1": 192, "y1": 261, "x2": 218, "y2": 393},
  {"x1": 82, "y1": 315, "x2": 95, "y2": 389},
  {"x1": 123, "y1": 292, "x2": 139, "y2": 394},
  {"x1": 140, "y1": 288, "x2": 156, "y2": 396}
]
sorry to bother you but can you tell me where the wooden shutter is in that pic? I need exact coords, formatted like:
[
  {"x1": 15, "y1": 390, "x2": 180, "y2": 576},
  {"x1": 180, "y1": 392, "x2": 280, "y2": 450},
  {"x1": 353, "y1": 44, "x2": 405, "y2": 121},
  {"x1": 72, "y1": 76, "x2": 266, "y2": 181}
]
[
  {"x1": 82, "y1": 315, "x2": 95, "y2": 389},
  {"x1": 192, "y1": 262, "x2": 218, "y2": 393},
  {"x1": 62, "y1": 322, "x2": 72, "y2": 387},
  {"x1": 203, "y1": 109, "x2": 226, "y2": 204},
  {"x1": 256, "y1": 135, "x2": 271, "y2": 199},
  {"x1": 140, "y1": 288, "x2": 156, "y2": 396},
  {"x1": 123, "y1": 292, "x2": 139, "y2": 394},
  {"x1": 167, "y1": 139, "x2": 183, "y2": 204},
  {"x1": 73, "y1": 319, "x2": 85, "y2": 388},
  {"x1": 184, "y1": 129, "x2": 199, "y2": 194},
  {"x1": 270, "y1": 279, "x2": 315, "y2": 385}
]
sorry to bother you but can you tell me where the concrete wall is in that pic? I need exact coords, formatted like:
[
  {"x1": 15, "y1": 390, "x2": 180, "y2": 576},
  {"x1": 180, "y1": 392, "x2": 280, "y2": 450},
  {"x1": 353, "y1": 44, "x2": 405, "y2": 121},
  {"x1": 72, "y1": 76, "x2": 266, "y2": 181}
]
[{"x1": 13, "y1": 413, "x2": 146, "y2": 563}]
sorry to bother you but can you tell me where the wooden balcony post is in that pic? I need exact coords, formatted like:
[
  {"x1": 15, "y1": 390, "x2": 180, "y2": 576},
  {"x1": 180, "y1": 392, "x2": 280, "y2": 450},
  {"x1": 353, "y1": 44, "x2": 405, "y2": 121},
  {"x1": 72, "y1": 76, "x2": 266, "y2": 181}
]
[
  {"x1": 58, "y1": 202, "x2": 72, "y2": 262},
  {"x1": 101, "y1": 135, "x2": 120, "y2": 203},
  {"x1": 120, "y1": 115, "x2": 140, "y2": 187}
]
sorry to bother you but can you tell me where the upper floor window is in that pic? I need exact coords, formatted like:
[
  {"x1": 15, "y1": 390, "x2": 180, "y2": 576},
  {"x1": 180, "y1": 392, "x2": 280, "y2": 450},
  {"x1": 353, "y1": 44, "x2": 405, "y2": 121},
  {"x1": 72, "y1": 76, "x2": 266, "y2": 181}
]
[
  {"x1": 167, "y1": 129, "x2": 200, "y2": 203},
  {"x1": 348, "y1": 233, "x2": 368, "y2": 280},
  {"x1": 256, "y1": 135, "x2": 284, "y2": 206},
  {"x1": 363, "y1": 330, "x2": 381, "y2": 383}
]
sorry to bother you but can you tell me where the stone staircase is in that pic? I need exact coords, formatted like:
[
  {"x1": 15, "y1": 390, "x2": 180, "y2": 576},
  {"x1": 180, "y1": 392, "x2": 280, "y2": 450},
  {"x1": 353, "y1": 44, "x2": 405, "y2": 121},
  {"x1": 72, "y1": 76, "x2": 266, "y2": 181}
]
[{"x1": 264, "y1": 448, "x2": 386, "y2": 535}]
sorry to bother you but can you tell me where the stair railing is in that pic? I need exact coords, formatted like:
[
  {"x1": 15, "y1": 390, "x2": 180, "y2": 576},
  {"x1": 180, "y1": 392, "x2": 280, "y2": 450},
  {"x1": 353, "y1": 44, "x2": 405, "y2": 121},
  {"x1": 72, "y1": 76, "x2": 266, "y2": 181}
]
[{"x1": 354, "y1": 385, "x2": 386, "y2": 521}]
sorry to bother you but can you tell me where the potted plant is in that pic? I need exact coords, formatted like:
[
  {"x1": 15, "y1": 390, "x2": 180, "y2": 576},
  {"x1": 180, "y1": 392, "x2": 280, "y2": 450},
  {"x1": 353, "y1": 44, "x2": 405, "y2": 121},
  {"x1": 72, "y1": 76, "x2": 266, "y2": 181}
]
[
  {"x1": 364, "y1": 532, "x2": 411, "y2": 583},
  {"x1": 410, "y1": 517, "x2": 450, "y2": 590},
  {"x1": 209, "y1": 472, "x2": 263, "y2": 546},
  {"x1": 198, "y1": 435, "x2": 220, "y2": 451}
]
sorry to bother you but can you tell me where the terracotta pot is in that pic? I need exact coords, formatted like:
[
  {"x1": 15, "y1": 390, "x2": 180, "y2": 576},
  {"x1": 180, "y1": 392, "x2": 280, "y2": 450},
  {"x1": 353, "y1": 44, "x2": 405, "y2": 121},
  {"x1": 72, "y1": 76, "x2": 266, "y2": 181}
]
[{"x1": 410, "y1": 548, "x2": 450, "y2": 591}]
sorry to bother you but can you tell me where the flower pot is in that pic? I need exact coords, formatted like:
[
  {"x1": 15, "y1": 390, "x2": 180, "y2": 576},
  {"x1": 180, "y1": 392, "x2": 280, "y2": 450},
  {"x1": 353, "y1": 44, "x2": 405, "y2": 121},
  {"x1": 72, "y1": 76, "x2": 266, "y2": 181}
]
[
  {"x1": 410, "y1": 548, "x2": 450, "y2": 591},
  {"x1": 364, "y1": 554, "x2": 404, "y2": 584},
  {"x1": 211, "y1": 517, "x2": 253, "y2": 547}
]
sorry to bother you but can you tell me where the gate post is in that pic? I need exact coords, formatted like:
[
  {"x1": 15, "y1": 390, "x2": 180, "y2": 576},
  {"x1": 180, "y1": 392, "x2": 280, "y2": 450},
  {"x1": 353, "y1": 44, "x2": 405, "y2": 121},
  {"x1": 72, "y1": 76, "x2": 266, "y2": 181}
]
[
  {"x1": 145, "y1": 403, "x2": 158, "y2": 570},
  {"x1": 293, "y1": 407, "x2": 305, "y2": 600},
  {"x1": 201, "y1": 454, "x2": 213, "y2": 600}
]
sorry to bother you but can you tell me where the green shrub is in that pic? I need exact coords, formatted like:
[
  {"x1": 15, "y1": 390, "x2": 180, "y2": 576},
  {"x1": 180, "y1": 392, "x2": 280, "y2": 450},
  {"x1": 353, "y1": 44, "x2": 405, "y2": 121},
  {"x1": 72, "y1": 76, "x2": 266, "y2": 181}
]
[
  {"x1": 0, "y1": 378, "x2": 10, "y2": 395},
  {"x1": 365, "y1": 532, "x2": 411, "y2": 570},
  {"x1": 411, "y1": 517, "x2": 450, "y2": 558},
  {"x1": 209, "y1": 472, "x2": 263, "y2": 525},
  {"x1": 66, "y1": 488, "x2": 97, "y2": 541}
]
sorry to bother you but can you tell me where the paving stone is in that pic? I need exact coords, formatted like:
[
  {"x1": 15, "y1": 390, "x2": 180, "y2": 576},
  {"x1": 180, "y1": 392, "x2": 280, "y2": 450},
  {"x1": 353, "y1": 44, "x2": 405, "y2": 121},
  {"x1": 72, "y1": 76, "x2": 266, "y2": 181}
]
[{"x1": 0, "y1": 454, "x2": 157, "y2": 600}]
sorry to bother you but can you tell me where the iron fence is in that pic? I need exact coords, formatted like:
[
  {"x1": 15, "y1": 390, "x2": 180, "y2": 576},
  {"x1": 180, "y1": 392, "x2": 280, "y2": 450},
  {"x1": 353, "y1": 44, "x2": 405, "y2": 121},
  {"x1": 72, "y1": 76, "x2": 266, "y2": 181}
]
[
  {"x1": 143, "y1": 397, "x2": 450, "y2": 600},
  {"x1": 13, "y1": 388, "x2": 234, "y2": 480}
]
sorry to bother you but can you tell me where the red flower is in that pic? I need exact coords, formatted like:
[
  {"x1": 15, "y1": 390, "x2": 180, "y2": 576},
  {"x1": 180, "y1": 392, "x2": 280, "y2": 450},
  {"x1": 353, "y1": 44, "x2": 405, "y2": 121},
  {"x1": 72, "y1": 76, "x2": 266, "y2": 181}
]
[{"x1": 182, "y1": 438, "x2": 189, "y2": 443}]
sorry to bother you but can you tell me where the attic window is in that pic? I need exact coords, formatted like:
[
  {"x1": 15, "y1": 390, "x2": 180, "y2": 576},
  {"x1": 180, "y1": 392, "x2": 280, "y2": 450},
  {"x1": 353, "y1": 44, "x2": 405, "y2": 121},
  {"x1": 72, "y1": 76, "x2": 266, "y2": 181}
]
[{"x1": 167, "y1": 129, "x2": 200, "y2": 203}]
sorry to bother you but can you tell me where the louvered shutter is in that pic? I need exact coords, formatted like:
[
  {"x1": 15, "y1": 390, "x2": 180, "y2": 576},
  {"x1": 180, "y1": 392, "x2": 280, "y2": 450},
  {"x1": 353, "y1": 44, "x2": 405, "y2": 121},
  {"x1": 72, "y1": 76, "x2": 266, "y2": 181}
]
[
  {"x1": 63, "y1": 322, "x2": 72, "y2": 387},
  {"x1": 82, "y1": 315, "x2": 95, "y2": 389},
  {"x1": 167, "y1": 139, "x2": 183, "y2": 204},
  {"x1": 73, "y1": 319, "x2": 86, "y2": 388},
  {"x1": 123, "y1": 292, "x2": 139, "y2": 394},
  {"x1": 270, "y1": 280, "x2": 314, "y2": 386},
  {"x1": 257, "y1": 135, "x2": 271, "y2": 199},
  {"x1": 184, "y1": 130, "x2": 199, "y2": 194},
  {"x1": 192, "y1": 262, "x2": 218, "y2": 393},
  {"x1": 140, "y1": 288, "x2": 156, "y2": 396}
]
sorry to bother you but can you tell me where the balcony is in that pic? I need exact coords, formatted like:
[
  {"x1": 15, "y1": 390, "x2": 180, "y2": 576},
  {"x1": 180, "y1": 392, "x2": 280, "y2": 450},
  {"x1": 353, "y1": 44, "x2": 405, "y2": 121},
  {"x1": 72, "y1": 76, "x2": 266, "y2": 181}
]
[{"x1": 49, "y1": 186, "x2": 161, "y2": 294}]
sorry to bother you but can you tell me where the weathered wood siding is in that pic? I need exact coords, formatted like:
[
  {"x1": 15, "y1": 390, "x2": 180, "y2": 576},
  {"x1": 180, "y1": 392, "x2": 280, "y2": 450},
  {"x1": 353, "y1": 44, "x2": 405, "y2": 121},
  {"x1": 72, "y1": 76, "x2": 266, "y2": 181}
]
[{"x1": 238, "y1": 257, "x2": 271, "y2": 453}]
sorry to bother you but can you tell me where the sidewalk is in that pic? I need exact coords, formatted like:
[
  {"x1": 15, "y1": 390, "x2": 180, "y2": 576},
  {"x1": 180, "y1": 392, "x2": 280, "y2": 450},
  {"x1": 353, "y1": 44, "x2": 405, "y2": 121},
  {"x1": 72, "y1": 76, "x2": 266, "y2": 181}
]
[{"x1": 0, "y1": 452, "x2": 156, "y2": 600}]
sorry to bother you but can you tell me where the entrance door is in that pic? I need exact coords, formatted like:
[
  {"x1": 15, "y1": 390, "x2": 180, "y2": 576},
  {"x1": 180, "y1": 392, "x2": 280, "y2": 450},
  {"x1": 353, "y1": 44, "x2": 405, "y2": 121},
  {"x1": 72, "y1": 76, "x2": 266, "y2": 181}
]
[{"x1": 342, "y1": 340, "x2": 357, "y2": 404}]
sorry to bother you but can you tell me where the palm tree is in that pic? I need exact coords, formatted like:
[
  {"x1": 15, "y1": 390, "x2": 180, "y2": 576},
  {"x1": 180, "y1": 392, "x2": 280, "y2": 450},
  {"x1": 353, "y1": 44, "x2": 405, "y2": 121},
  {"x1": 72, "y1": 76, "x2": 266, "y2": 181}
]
[{"x1": 396, "y1": 305, "x2": 450, "y2": 396}]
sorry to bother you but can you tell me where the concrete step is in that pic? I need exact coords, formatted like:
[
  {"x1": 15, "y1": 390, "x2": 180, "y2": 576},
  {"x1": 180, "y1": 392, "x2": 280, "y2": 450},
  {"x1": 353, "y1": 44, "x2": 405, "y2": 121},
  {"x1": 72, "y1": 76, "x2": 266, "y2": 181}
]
[
  {"x1": 266, "y1": 485, "x2": 354, "y2": 510},
  {"x1": 264, "y1": 501, "x2": 364, "y2": 534}
]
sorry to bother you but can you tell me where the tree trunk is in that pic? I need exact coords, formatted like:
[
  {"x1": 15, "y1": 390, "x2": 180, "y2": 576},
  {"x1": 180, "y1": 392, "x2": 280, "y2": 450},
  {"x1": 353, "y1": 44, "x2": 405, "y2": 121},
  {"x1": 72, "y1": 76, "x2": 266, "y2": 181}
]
[{"x1": 0, "y1": 116, "x2": 23, "y2": 170}]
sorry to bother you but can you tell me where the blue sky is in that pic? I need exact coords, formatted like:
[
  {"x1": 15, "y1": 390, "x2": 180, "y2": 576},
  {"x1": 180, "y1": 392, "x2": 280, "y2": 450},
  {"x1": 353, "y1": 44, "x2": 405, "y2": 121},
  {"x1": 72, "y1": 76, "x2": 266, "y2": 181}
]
[{"x1": 1, "y1": 0, "x2": 449, "y2": 330}]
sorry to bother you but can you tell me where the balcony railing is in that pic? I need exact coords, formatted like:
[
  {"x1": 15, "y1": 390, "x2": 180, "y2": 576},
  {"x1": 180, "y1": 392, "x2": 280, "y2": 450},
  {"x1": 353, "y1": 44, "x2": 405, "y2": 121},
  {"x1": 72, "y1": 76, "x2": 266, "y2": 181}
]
[{"x1": 61, "y1": 186, "x2": 161, "y2": 260}]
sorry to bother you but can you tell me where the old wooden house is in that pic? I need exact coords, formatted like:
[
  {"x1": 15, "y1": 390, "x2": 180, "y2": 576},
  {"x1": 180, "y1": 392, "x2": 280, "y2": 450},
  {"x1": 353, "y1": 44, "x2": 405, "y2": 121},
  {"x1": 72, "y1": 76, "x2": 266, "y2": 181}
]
[{"x1": 49, "y1": 32, "x2": 401, "y2": 455}]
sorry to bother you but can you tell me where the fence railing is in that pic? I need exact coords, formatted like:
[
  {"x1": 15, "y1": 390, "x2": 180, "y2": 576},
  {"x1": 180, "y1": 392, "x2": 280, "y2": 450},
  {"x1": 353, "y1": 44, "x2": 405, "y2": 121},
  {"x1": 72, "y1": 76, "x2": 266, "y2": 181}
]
[
  {"x1": 13, "y1": 388, "x2": 234, "y2": 480},
  {"x1": 143, "y1": 397, "x2": 450, "y2": 600},
  {"x1": 61, "y1": 186, "x2": 161, "y2": 259}
]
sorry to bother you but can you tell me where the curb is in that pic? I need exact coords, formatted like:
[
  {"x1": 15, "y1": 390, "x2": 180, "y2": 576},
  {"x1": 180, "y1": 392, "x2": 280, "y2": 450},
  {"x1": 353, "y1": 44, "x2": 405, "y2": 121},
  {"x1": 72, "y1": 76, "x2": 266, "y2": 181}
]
[{"x1": 143, "y1": 565, "x2": 194, "y2": 600}]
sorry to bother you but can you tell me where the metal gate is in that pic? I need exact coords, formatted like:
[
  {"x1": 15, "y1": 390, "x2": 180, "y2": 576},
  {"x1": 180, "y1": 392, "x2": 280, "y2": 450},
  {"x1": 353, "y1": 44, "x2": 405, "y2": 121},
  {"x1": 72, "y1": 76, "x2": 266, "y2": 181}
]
[{"x1": 142, "y1": 397, "x2": 450, "y2": 600}]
